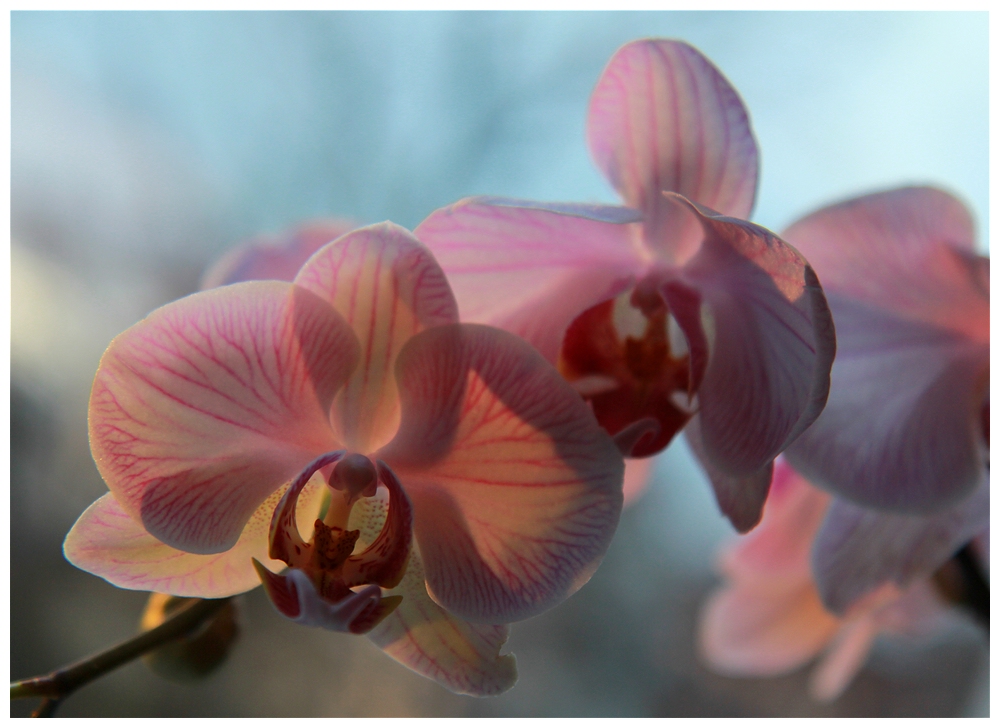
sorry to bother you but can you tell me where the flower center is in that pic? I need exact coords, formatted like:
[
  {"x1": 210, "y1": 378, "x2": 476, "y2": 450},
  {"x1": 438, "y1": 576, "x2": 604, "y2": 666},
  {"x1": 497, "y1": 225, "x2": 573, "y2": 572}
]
[
  {"x1": 253, "y1": 451, "x2": 413, "y2": 634},
  {"x1": 558, "y1": 282, "x2": 706, "y2": 458}
]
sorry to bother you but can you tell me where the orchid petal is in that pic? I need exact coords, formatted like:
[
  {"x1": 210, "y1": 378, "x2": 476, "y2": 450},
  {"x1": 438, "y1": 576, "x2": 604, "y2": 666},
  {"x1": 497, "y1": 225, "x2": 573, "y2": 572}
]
[
  {"x1": 811, "y1": 479, "x2": 989, "y2": 614},
  {"x1": 254, "y1": 564, "x2": 384, "y2": 633},
  {"x1": 699, "y1": 577, "x2": 838, "y2": 677},
  {"x1": 63, "y1": 476, "x2": 326, "y2": 598},
  {"x1": 200, "y1": 219, "x2": 356, "y2": 289},
  {"x1": 808, "y1": 615, "x2": 878, "y2": 702},
  {"x1": 684, "y1": 416, "x2": 773, "y2": 533},
  {"x1": 782, "y1": 187, "x2": 988, "y2": 341},
  {"x1": 416, "y1": 197, "x2": 645, "y2": 362},
  {"x1": 381, "y1": 323, "x2": 624, "y2": 623},
  {"x1": 347, "y1": 489, "x2": 517, "y2": 696},
  {"x1": 622, "y1": 456, "x2": 657, "y2": 506},
  {"x1": 89, "y1": 281, "x2": 356, "y2": 553},
  {"x1": 294, "y1": 223, "x2": 459, "y2": 453},
  {"x1": 784, "y1": 297, "x2": 988, "y2": 512},
  {"x1": 719, "y1": 461, "x2": 830, "y2": 575},
  {"x1": 588, "y1": 39, "x2": 758, "y2": 260},
  {"x1": 676, "y1": 195, "x2": 836, "y2": 482}
]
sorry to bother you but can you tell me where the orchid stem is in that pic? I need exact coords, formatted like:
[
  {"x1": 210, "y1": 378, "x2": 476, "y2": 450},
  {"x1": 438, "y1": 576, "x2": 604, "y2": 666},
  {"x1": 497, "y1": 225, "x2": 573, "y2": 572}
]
[{"x1": 10, "y1": 597, "x2": 230, "y2": 716}]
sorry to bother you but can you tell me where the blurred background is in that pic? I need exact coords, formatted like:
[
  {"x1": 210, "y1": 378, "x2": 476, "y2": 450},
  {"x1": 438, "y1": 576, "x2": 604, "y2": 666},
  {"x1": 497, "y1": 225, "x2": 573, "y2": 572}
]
[{"x1": 10, "y1": 11, "x2": 989, "y2": 717}]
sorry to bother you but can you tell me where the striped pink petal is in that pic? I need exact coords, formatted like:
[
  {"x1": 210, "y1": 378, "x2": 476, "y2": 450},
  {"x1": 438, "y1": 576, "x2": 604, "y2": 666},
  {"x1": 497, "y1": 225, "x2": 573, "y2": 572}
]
[
  {"x1": 415, "y1": 197, "x2": 645, "y2": 363},
  {"x1": 89, "y1": 281, "x2": 357, "y2": 554},
  {"x1": 588, "y1": 39, "x2": 758, "y2": 261},
  {"x1": 200, "y1": 219, "x2": 357, "y2": 289},
  {"x1": 380, "y1": 323, "x2": 624, "y2": 624},
  {"x1": 346, "y1": 488, "x2": 517, "y2": 696},
  {"x1": 368, "y1": 543, "x2": 517, "y2": 696},
  {"x1": 676, "y1": 195, "x2": 835, "y2": 485},
  {"x1": 811, "y1": 478, "x2": 990, "y2": 614},
  {"x1": 63, "y1": 476, "x2": 327, "y2": 598},
  {"x1": 782, "y1": 187, "x2": 988, "y2": 341},
  {"x1": 294, "y1": 223, "x2": 459, "y2": 453}
]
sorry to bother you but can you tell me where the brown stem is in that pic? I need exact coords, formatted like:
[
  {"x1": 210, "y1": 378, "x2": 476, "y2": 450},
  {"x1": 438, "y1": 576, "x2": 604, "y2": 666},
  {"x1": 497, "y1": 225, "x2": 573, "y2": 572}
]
[{"x1": 10, "y1": 597, "x2": 230, "y2": 714}]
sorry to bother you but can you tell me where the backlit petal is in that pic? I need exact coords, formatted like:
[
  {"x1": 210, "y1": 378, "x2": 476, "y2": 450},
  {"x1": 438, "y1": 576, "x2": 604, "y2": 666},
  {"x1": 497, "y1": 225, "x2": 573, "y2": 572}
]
[
  {"x1": 699, "y1": 577, "x2": 838, "y2": 677},
  {"x1": 785, "y1": 299, "x2": 988, "y2": 512},
  {"x1": 63, "y1": 478, "x2": 326, "y2": 598},
  {"x1": 89, "y1": 281, "x2": 356, "y2": 553},
  {"x1": 782, "y1": 187, "x2": 988, "y2": 341},
  {"x1": 811, "y1": 479, "x2": 989, "y2": 614},
  {"x1": 349, "y1": 490, "x2": 518, "y2": 696},
  {"x1": 200, "y1": 219, "x2": 357, "y2": 289},
  {"x1": 295, "y1": 223, "x2": 459, "y2": 453},
  {"x1": 676, "y1": 195, "x2": 836, "y2": 481},
  {"x1": 416, "y1": 197, "x2": 645, "y2": 363},
  {"x1": 588, "y1": 39, "x2": 758, "y2": 261},
  {"x1": 381, "y1": 323, "x2": 624, "y2": 623}
]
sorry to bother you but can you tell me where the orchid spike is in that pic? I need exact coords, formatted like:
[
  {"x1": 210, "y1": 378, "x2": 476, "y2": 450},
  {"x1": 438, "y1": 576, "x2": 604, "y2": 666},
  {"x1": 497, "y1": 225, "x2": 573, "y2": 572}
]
[
  {"x1": 782, "y1": 187, "x2": 989, "y2": 515},
  {"x1": 699, "y1": 461, "x2": 955, "y2": 702},
  {"x1": 65, "y1": 222, "x2": 625, "y2": 696},
  {"x1": 415, "y1": 39, "x2": 835, "y2": 531}
]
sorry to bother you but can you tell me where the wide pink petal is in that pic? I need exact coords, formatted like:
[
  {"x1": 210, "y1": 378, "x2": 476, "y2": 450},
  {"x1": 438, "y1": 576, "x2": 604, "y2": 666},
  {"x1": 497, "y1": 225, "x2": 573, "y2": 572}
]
[
  {"x1": 699, "y1": 577, "x2": 839, "y2": 677},
  {"x1": 811, "y1": 479, "x2": 989, "y2": 614},
  {"x1": 588, "y1": 39, "x2": 758, "y2": 261},
  {"x1": 89, "y1": 281, "x2": 356, "y2": 553},
  {"x1": 63, "y1": 478, "x2": 326, "y2": 597},
  {"x1": 415, "y1": 197, "x2": 645, "y2": 363},
  {"x1": 200, "y1": 219, "x2": 357, "y2": 289},
  {"x1": 675, "y1": 195, "x2": 836, "y2": 481},
  {"x1": 785, "y1": 301, "x2": 988, "y2": 512},
  {"x1": 380, "y1": 323, "x2": 624, "y2": 623},
  {"x1": 344, "y1": 488, "x2": 517, "y2": 696},
  {"x1": 782, "y1": 187, "x2": 988, "y2": 341},
  {"x1": 294, "y1": 222, "x2": 459, "y2": 453}
]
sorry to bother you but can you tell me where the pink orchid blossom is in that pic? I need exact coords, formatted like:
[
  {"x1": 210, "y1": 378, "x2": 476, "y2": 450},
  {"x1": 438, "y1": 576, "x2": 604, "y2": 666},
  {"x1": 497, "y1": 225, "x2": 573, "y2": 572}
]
[
  {"x1": 415, "y1": 39, "x2": 835, "y2": 531},
  {"x1": 699, "y1": 461, "x2": 951, "y2": 702},
  {"x1": 64, "y1": 222, "x2": 625, "y2": 696},
  {"x1": 780, "y1": 188, "x2": 989, "y2": 608}
]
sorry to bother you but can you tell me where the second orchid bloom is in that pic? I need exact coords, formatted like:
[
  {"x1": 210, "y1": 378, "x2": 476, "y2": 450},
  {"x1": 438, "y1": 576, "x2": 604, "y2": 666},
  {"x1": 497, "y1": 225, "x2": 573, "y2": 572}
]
[
  {"x1": 66, "y1": 223, "x2": 625, "y2": 696},
  {"x1": 416, "y1": 39, "x2": 836, "y2": 531}
]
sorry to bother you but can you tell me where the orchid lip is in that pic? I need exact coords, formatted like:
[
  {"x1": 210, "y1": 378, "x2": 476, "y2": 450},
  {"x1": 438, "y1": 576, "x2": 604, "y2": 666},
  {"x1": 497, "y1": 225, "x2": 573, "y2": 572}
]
[{"x1": 257, "y1": 449, "x2": 413, "y2": 634}]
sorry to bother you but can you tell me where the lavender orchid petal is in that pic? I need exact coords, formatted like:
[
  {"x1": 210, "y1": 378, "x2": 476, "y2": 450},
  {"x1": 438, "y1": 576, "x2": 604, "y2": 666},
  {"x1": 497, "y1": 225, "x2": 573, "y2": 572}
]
[
  {"x1": 677, "y1": 195, "x2": 836, "y2": 481},
  {"x1": 812, "y1": 478, "x2": 990, "y2": 614},
  {"x1": 684, "y1": 416, "x2": 773, "y2": 533},
  {"x1": 785, "y1": 300, "x2": 988, "y2": 512}
]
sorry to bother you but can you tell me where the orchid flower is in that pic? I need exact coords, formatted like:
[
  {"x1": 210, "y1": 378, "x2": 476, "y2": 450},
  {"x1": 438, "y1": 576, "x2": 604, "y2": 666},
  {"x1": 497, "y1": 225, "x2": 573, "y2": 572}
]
[
  {"x1": 780, "y1": 187, "x2": 990, "y2": 609},
  {"x1": 415, "y1": 39, "x2": 835, "y2": 531},
  {"x1": 699, "y1": 461, "x2": 953, "y2": 702},
  {"x1": 64, "y1": 222, "x2": 625, "y2": 696}
]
